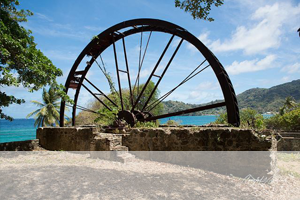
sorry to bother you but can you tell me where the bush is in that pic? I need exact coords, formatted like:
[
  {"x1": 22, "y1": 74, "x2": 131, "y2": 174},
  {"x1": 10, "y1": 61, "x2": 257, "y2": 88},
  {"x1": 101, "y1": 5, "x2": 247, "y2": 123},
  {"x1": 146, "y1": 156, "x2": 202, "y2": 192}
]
[
  {"x1": 240, "y1": 108, "x2": 265, "y2": 130},
  {"x1": 214, "y1": 108, "x2": 265, "y2": 130},
  {"x1": 265, "y1": 108, "x2": 300, "y2": 131},
  {"x1": 94, "y1": 107, "x2": 118, "y2": 126},
  {"x1": 214, "y1": 112, "x2": 227, "y2": 124},
  {"x1": 166, "y1": 119, "x2": 181, "y2": 126},
  {"x1": 135, "y1": 121, "x2": 159, "y2": 128}
]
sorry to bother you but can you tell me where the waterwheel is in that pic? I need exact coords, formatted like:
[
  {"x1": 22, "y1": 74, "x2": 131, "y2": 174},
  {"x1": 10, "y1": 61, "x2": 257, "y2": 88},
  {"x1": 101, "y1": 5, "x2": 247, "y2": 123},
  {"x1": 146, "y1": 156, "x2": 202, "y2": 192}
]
[{"x1": 60, "y1": 18, "x2": 240, "y2": 127}]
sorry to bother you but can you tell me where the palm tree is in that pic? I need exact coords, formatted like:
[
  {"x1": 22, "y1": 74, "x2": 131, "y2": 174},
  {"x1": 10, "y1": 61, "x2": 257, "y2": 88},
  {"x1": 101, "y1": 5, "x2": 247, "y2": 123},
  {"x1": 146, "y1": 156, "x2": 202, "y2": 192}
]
[
  {"x1": 26, "y1": 85, "x2": 60, "y2": 127},
  {"x1": 284, "y1": 96, "x2": 297, "y2": 110},
  {"x1": 279, "y1": 96, "x2": 297, "y2": 115}
]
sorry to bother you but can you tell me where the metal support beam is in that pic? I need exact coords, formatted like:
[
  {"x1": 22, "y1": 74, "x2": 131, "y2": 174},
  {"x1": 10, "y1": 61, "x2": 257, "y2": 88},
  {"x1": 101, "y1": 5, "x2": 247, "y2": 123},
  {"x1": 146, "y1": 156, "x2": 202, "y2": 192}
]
[
  {"x1": 145, "y1": 102, "x2": 226, "y2": 121},
  {"x1": 112, "y1": 34, "x2": 124, "y2": 110},
  {"x1": 81, "y1": 83, "x2": 112, "y2": 111}
]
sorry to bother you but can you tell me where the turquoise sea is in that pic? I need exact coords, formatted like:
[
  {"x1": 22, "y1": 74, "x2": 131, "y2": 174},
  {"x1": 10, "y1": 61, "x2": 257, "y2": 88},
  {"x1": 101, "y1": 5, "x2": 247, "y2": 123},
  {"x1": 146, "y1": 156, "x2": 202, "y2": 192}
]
[
  {"x1": 159, "y1": 115, "x2": 217, "y2": 125},
  {"x1": 0, "y1": 114, "x2": 273, "y2": 143},
  {"x1": 0, "y1": 119, "x2": 36, "y2": 144}
]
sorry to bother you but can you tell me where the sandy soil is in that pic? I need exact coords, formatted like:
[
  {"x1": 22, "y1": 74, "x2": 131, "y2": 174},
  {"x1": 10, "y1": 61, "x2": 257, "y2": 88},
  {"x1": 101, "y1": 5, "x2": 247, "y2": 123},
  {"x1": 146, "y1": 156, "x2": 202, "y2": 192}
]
[{"x1": 0, "y1": 152, "x2": 300, "y2": 200}]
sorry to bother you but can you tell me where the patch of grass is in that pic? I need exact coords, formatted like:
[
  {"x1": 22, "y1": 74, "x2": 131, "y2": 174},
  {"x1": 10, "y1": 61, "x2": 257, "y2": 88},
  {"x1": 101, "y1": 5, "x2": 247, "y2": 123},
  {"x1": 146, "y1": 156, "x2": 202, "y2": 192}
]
[
  {"x1": 191, "y1": 127, "x2": 200, "y2": 131},
  {"x1": 165, "y1": 119, "x2": 182, "y2": 126},
  {"x1": 278, "y1": 166, "x2": 300, "y2": 178},
  {"x1": 135, "y1": 121, "x2": 159, "y2": 128},
  {"x1": 277, "y1": 153, "x2": 300, "y2": 162}
]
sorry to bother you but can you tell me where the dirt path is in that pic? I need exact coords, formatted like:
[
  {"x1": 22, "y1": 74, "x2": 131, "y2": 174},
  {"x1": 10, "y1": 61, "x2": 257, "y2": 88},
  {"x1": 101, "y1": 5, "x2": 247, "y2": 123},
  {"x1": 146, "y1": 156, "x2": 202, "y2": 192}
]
[{"x1": 0, "y1": 152, "x2": 299, "y2": 200}]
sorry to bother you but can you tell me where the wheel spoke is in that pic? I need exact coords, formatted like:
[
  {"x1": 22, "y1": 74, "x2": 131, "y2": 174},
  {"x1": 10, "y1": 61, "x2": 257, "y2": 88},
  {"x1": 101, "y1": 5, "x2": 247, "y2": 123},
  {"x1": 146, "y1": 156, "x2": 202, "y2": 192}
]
[
  {"x1": 145, "y1": 102, "x2": 226, "y2": 121},
  {"x1": 66, "y1": 104, "x2": 97, "y2": 114},
  {"x1": 146, "y1": 60, "x2": 209, "y2": 112},
  {"x1": 81, "y1": 83, "x2": 112, "y2": 111},
  {"x1": 137, "y1": 28, "x2": 143, "y2": 95},
  {"x1": 121, "y1": 37, "x2": 134, "y2": 107},
  {"x1": 93, "y1": 56, "x2": 119, "y2": 95},
  {"x1": 141, "y1": 38, "x2": 184, "y2": 111},
  {"x1": 112, "y1": 33, "x2": 124, "y2": 110},
  {"x1": 84, "y1": 77, "x2": 118, "y2": 107},
  {"x1": 133, "y1": 31, "x2": 152, "y2": 95},
  {"x1": 131, "y1": 34, "x2": 175, "y2": 112}
]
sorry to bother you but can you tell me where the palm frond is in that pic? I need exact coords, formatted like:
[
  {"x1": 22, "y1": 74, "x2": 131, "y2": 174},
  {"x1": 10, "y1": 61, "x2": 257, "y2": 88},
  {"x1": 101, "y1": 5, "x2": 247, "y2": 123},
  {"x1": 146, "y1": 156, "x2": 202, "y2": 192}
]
[
  {"x1": 30, "y1": 100, "x2": 45, "y2": 107},
  {"x1": 26, "y1": 108, "x2": 41, "y2": 118}
]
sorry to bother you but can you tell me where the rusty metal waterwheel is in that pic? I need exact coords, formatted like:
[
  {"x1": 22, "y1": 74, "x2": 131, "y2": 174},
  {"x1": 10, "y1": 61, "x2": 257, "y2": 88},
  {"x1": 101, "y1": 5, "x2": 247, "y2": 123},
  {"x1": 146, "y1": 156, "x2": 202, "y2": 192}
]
[{"x1": 60, "y1": 19, "x2": 240, "y2": 127}]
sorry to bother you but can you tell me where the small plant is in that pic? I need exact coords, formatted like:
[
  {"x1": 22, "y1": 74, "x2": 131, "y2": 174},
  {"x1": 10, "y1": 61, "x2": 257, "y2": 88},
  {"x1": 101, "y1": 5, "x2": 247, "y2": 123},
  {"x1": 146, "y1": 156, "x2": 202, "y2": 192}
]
[
  {"x1": 94, "y1": 107, "x2": 118, "y2": 126},
  {"x1": 191, "y1": 127, "x2": 200, "y2": 131},
  {"x1": 91, "y1": 35, "x2": 99, "y2": 40},
  {"x1": 166, "y1": 119, "x2": 181, "y2": 126},
  {"x1": 135, "y1": 121, "x2": 159, "y2": 128},
  {"x1": 265, "y1": 97, "x2": 300, "y2": 131},
  {"x1": 214, "y1": 108, "x2": 266, "y2": 130}
]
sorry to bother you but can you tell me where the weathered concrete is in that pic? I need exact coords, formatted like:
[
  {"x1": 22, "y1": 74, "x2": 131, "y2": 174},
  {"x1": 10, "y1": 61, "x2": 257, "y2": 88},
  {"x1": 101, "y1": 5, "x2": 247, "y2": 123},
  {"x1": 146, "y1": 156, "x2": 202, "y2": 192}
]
[
  {"x1": 121, "y1": 128, "x2": 277, "y2": 178},
  {"x1": 277, "y1": 131, "x2": 300, "y2": 151},
  {"x1": 0, "y1": 139, "x2": 40, "y2": 151},
  {"x1": 122, "y1": 127, "x2": 276, "y2": 151},
  {"x1": 37, "y1": 127, "x2": 110, "y2": 151},
  {"x1": 36, "y1": 127, "x2": 277, "y2": 151}
]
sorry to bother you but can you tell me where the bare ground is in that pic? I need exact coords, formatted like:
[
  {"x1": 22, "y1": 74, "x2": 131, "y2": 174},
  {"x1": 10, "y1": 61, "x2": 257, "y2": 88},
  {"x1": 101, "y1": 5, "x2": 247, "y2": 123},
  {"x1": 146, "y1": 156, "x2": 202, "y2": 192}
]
[{"x1": 0, "y1": 152, "x2": 300, "y2": 200}]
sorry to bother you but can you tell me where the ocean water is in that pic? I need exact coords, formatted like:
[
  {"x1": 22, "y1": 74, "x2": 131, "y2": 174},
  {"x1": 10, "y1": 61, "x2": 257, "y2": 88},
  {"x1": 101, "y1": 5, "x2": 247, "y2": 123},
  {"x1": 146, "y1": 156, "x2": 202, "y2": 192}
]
[
  {"x1": 0, "y1": 114, "x2": 273, "y2": 143},
  {"x1": 159, "y1": 115, "x2": 217, "y2": 125},
  {"x1": 0, "y1": 119, "x2": 36, "y2": 144}
]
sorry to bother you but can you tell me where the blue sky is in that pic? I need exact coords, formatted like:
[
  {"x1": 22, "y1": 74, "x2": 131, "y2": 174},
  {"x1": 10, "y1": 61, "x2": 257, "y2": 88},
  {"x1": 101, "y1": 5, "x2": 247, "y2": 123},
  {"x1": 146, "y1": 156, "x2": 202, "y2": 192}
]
[{"x1": 2, "y1": 0, "x2": 300, "y2": 118}]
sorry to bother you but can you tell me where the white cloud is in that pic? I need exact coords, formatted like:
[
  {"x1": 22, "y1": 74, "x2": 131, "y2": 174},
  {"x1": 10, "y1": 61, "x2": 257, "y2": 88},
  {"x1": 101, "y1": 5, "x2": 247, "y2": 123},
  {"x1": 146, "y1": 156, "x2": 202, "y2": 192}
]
[
  {"x1": 206, "y1": 2, "x2": 300, "y2": 55},
  {"x1": 25, "y1": 23, "x2": 91, "y2": 41},
  {"x1": 281, "y1": 63, "x2": 300, "y2": 74},
  {"x1": 35, "y1": 13, "x2": 53, "y2": 22},
  {"x1": 140, "y1": 68, "x2": 151, "y2": 78},
  {"x1": 84, "y1": 26, "x2": 104, "y2": 32},
  {"x1": 187, "y1": 91, "x2": 222, "y2": 103},
  {"x1": 172, "y1": 38, "x2": 181, "y2": 48},
  {"x1": 43, "y1": 50, "x2": 78, "y2": 61},
  {"x1": 186, "y1": 32, "x2": 210, "y2": 53},
  {"x1": 198, "y1": 32, "x2": 211, "y2": 46},
  {"x1": 226, "y1": 54, "x2": 276, "y2": 75},
  {"x1": 195, "y1": 81, "x2": 219, "y2": 90},
  {"x1": 281, "y1": 76, "x2": 291, "y2": 82}
]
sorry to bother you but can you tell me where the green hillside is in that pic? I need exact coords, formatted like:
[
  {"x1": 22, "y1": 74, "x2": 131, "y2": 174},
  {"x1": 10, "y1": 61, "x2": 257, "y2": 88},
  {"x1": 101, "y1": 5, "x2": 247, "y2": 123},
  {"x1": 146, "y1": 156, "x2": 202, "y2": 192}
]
[
  {"x1": 162, "y1": 79, "x2": 300, "y2": 114},
  {"x1": 162, "y1": 100, "x2": 224, "y2": 115},
  {"x1": 237, "y1": 79, "x2": 300, "y2": 113}
]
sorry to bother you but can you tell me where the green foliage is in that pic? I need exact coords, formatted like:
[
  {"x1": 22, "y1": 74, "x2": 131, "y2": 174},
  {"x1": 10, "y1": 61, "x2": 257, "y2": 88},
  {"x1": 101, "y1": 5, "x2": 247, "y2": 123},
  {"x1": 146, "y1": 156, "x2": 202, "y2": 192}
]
[
  {"x1": 135, "y1": 121, "x2": 159, "y2": 128},
  {"x1": 265, "y1": 108, "x2": 300, "y2": 131},
  {"x1": 94, "y1": 107, "x2": 118, "y2": 126},
  {"x1": 166, "y1": 119, "x2": 181, "y2": 126},
  {"x1": 163, "y1": 79, "x2": 300, "y2": 115},
  {"x1": 237, "y1": 80, "x2": 300, "y2": 113},
  {"x1": 162, "y1": 100, "x2": 224, "y2": 116},
  {"x1": 26, "y1": 85, "x2": 62, "y2": 127},
  {"x1": 133, "y1": 81, "x2": 163, "y2": 116},
  {"x1": 0, "y1": 0, "x2": 71, "y2": 120},
  {"x1": 175, "y1": 0, "x2": 224, "y2": 22},
  {"x1": 279, "y1": 96, "x2": 297, "y2": 115},
  {"x1": 215, "y1": 108, "x2": 265, "y2": 130},
  {"x1": 214, "y1": 112, "x2": 227, "y2": 124},
  {"x1": 240, "y1": 108, "x2": 265, "y2": 130},
  {"x1": 265, "y1": 97, "x2": 300, "y2": 131},
  {"x1": 76, "y1": 80, "x2": 163, "y2": 126}
]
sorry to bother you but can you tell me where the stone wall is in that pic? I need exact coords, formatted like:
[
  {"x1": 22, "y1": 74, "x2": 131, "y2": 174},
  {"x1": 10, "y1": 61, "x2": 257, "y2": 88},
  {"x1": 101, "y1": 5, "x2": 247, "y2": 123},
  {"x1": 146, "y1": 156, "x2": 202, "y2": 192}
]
[
  {"x1": 277, "y1": 132, "x2": 300, "y2": 151},
  {"x1": 0, "y1": 140, "x2": 40, "y2": 151},
  {"x1": 122, "y1": 127, "x2": 277, "y2": 178},
  {"x1": 35, "y1": 127, "x2": 277, "y2": 177},
  {"x1": 36, "y1": 127, "x2": 277, "y2": 151},
  {"x1": 122, "y1": 127, "x2": 276, "y2": 151},
  {"x1": 37, "y1": 127, "x2": 110, "y2": 151}
]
